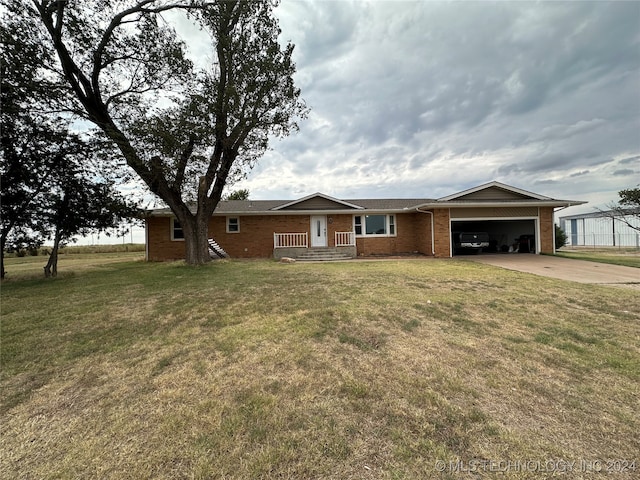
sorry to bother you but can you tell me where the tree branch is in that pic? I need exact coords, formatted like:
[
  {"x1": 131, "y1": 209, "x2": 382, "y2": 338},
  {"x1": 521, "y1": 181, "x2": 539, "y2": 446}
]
[
  {"x1": 173, "y1": 137, "x2": 196, "y2": 190},
  {"x1": 33, "y1": 0, "x2": 94, "y2": 106}
]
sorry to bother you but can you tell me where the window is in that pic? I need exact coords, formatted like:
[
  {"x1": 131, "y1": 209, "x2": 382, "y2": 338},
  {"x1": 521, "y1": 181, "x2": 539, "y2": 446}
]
[
  {"x1": 171, "y1": 218, "x2": 184, "y2": 240},
  {"x1": 227, "y1": 217, "x2": 240, "y2": 233},
  {"x1": 354, "y1": 216, "x2": 363, "y2": 235},
  {"x1": 354, "y1": 214, "x2": 397, "y2": 237},
  {"x1": 365, "y1": 215, "x2": 386, "y2": 235}
]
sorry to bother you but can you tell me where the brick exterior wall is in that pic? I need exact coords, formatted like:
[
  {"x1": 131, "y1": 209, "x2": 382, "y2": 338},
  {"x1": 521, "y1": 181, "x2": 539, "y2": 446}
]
[
  {"x1": 327, "y1": 214, "x2": 353, "y2": 246},
  {"x1": 146, "y1": 206, "x2": 553, "y2": 260},
  {"x1": 212, "y1": 215, "x2": 309, "y2": 258},
  {"x1": 414, "y1": 211, "x2": 434, "y2": 255},
  {"x1": 355, "y1": 213, "x2": 434, "y2": 257},
  {"x1": 146, "y1": 216, "x2": 185, "y2": 261},
  {"x1": 539, "y1": 207, "x2": 555, "y2": 254},
  {"x1": 433, "y1": 208, "x2": 451, "y2": 257},
  {"x1": 146, "y1": 212, "x2": 436, "y2": 260}
]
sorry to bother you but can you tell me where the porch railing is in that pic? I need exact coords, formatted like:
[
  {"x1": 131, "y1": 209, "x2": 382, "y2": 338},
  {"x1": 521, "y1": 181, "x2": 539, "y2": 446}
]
[
  {"x1": 335, "y1": 231, "x2": 355, "y2": 247},
  {"x1": 274, "y1": 232, "x2": 308, "y2": 248}
]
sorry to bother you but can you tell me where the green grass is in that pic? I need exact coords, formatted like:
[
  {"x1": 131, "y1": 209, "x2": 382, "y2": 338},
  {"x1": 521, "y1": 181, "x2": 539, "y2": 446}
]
[
  {"x1": 4, "y1": 243, "x2": 145, "y2": 258},
  {"x1": 556, "y1": 248, "x2": 640, "y2": 268},
  {"x1": 1, "y1": 257, "x2": 639, "y2": 479},
  {"x1": 2, "y1": 250, "x2": 144, "y2": 280}
]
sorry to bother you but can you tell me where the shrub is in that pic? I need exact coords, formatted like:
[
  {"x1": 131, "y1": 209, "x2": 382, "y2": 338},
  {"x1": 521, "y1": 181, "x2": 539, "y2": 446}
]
[{"x1": 555, "y1": 224, "x2": 568, "y2": 249}]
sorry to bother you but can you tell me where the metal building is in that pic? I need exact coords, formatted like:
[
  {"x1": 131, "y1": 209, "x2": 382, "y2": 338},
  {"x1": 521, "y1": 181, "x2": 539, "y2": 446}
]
[{"x1": 559, "y1": 211, "x2": 640, "y2": 248}]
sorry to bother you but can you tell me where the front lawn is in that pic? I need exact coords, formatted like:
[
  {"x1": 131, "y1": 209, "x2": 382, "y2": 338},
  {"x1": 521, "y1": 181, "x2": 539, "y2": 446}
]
[
  {"x1": 1, "y1": 258, "x2": 638, "y2": 479},
  {"x1": 556, "y1": 248, "x2": 640, "y2": 268}
]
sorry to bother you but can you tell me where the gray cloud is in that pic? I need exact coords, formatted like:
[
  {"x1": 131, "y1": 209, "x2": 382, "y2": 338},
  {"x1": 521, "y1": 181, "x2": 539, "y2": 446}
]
[
  {"x1": 618, "y1": 155, "x2": 640, "y2": 165},
  {"x1": 234, "y1": 1, "x2": 640, "y2": 214},
  {"x1": 570, "y1": 170, "x2": 590, "y2": 178},
  {"x1": 613, "y1": 169, "x2": 637, "y2": 176}
]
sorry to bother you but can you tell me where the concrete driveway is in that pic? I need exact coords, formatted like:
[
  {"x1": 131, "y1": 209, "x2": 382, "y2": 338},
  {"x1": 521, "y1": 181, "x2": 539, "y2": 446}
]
[{"x1": 466, "y1": 254, "x2": 640, "y2": 289}]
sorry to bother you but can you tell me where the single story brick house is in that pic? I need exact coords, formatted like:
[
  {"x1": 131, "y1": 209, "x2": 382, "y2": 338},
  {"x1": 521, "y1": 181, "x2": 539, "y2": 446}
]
[{"x1": 145, "y1": 181, "x2": 585, "y2": 261}]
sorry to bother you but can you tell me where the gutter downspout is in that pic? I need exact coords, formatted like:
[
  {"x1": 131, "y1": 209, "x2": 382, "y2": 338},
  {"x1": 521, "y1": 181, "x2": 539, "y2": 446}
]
[{"x1": 416, "y1": 207, "x2": 436, "y2": 256}]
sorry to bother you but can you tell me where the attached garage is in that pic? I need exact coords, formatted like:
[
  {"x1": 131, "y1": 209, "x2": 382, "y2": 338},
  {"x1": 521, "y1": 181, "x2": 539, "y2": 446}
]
[
  {"x1": 414, "y1": 182, "x2": 585, "y2": 257},
  {"x1": 450, "y1": 206, "x2": 539, "y2": 254},
  {"x1": 451, "y1": 219, "x2": 537, "y2": 254}
]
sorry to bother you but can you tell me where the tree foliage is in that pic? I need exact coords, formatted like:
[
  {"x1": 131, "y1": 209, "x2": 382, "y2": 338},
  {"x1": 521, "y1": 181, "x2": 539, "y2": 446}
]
[
  {"x1": 41, "y1": 159, "x2": 141, "y2": 277},
  {"x1": 23, "y1": 0, "x2": 307, "y2": 265},
  {"x1": 617, "y1": 188, "x2": 640, "y2": 211},
  {"x1": 1, "y1": 8, "x2": 56, "y2": 266},
  {"x1": 223, "y1": 189, "x2": 250, "y2": 201},
  {"x1": 600, "y1": 187, "x2": 640, "y2": 233},
  {"x1": 555, "y1": 224, "x2": 568, "y2": 249},
  {"x1": 1, "y1": 11, "x2": 140, "y2": 278}
]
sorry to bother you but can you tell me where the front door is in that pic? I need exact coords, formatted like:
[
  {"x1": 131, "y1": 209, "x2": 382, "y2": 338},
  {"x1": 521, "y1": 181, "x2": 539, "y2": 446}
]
[{"x1": 310, "y1": 215, "x2": 327, "y2": 247}]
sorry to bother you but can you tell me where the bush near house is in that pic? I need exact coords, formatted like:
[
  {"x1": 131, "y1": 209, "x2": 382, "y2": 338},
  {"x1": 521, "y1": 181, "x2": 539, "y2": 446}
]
[{"x1": 555, "y1": 224, "x2": 568, "y2": 248}]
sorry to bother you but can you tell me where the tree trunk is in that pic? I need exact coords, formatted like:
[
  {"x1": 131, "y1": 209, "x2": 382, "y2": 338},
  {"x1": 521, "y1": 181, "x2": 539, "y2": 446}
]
[
  {"x1": 1, "y1": 234, "x2": 6, "y2": 280},
  {"x1": 181, "y1": 212, "x2": 212, "y2": 266},
  {"x1": 44, "y1": 230, "x2": 62, "y2": 278}
]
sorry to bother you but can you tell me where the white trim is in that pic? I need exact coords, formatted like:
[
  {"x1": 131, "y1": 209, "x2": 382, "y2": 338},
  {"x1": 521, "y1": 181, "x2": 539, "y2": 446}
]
[
  {"x1": 271, "y1": 192, "x2": 364, "y2": 211},
  {"x1": 226, "y1": 216, "x2": 240, "y2": 233},
  {"x1": 413, "y1": 200, "x2": 585, "y2": 210},
  {"x1": 171, "y1": 217, "x2": 184, "y2": 241},
  {"x1": 353, "y1": 213, "x2": 398, "y2": 238},
  {"x1": 451, "y1": 216, "x2": 539, "y2": 221},
  {"x1": 449, "y1": 216, "x2": 540, "y2": 255},
  {"x1": 448, "y1": 208, "x2": 452, "y2": 257},
  {"x1": 416, "y1": 207, "x2": 435, "y2": 256},
  {"x1": 536, "y1": 209, "x2": 541, "y2": 254},
  {"x1": 274, "y1": 232, "x2": 308, "y2": 248},
  {"x1": 310, "y1": 215, "x2": 328, "y2": 247},
  {"x1": 149, "y1": 200, "x2": 586, "y2": 217},
  {"x1": 335, "y1": 231, "x2": 356, "y2": 247}
]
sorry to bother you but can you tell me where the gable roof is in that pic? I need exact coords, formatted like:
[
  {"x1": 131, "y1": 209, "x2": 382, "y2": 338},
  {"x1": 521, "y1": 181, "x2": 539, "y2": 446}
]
[
  {"x1": 145, "y1": 181, "x2": 586, "y2": 217},
  {"x1": 438, "y1": 181, "x2": 552, "y2": 202},
  {"x1": 271, "y1": 193, "x2": 365, "y2": 211}
]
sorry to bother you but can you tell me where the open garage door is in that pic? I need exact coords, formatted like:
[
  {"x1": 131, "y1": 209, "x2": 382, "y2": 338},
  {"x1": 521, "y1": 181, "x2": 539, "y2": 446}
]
[{"x1": 451, "y1": 219, "x2": 537, "y2": 255}]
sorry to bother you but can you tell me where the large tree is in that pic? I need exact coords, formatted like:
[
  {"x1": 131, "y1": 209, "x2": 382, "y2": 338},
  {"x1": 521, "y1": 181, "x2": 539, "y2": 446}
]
[
  {"x1": 1, "y1": 9, "x2": 54, "y2": 277},
  {"x1": 41, "y1": 156, "x2": 140, "y2": 277},
  {"x1": 22, "y1": 0, "x2": 307, "y2": 265},
  {"x1": 1, "y1": 13, "x2": 140, "y2": 278}
]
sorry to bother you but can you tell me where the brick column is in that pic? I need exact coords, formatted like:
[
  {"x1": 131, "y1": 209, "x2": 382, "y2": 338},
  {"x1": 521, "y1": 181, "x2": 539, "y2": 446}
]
[
  {"x1": 539, "y1": 207, "x2": 555, "y2": 254},
  {"x1": 433, "y1": 208, "x2": 451, "y2": 257}
]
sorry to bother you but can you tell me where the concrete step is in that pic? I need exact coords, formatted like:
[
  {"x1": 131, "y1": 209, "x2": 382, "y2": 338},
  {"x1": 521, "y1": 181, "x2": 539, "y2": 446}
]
[
  {"x1": 300, "y1": 248, "x2": 343, "y2": 257},
  {"x1": 296, "y1": 248, "x2": 354, "y2": 262},
  {"x1": 296, "y1": 254, "x2": 353, "y2": 262}
]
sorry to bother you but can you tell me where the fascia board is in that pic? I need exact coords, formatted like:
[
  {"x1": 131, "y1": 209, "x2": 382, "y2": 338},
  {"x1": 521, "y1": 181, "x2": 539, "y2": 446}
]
[
  {"x1": 211, "y1": 208, "x2": 408, "y2": 216},
  {"x1": 411, "y1": 200, "x2": 587, "y2": 209}
]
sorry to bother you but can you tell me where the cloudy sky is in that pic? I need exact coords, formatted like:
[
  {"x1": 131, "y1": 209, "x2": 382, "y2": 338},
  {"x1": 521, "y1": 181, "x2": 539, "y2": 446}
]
[{"x1": 206, "y1": 0, "x2": 640, "y2": 217}]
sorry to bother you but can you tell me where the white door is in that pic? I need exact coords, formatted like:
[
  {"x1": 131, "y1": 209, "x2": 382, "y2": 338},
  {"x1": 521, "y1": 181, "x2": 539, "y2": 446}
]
[{"x1": 310, "y1": 215, "x2": 327, "y2": 247}]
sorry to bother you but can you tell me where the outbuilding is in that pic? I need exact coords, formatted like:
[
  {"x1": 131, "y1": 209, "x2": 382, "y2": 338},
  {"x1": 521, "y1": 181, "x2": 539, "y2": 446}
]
[{"x1": 559, "y1": 211, "x2": 640, "y2": 248}]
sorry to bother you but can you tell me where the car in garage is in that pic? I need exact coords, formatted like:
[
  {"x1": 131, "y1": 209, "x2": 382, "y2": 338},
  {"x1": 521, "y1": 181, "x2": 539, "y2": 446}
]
[{"x1": 452, "y1": 232, "x2": 490, "y2": 254}]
